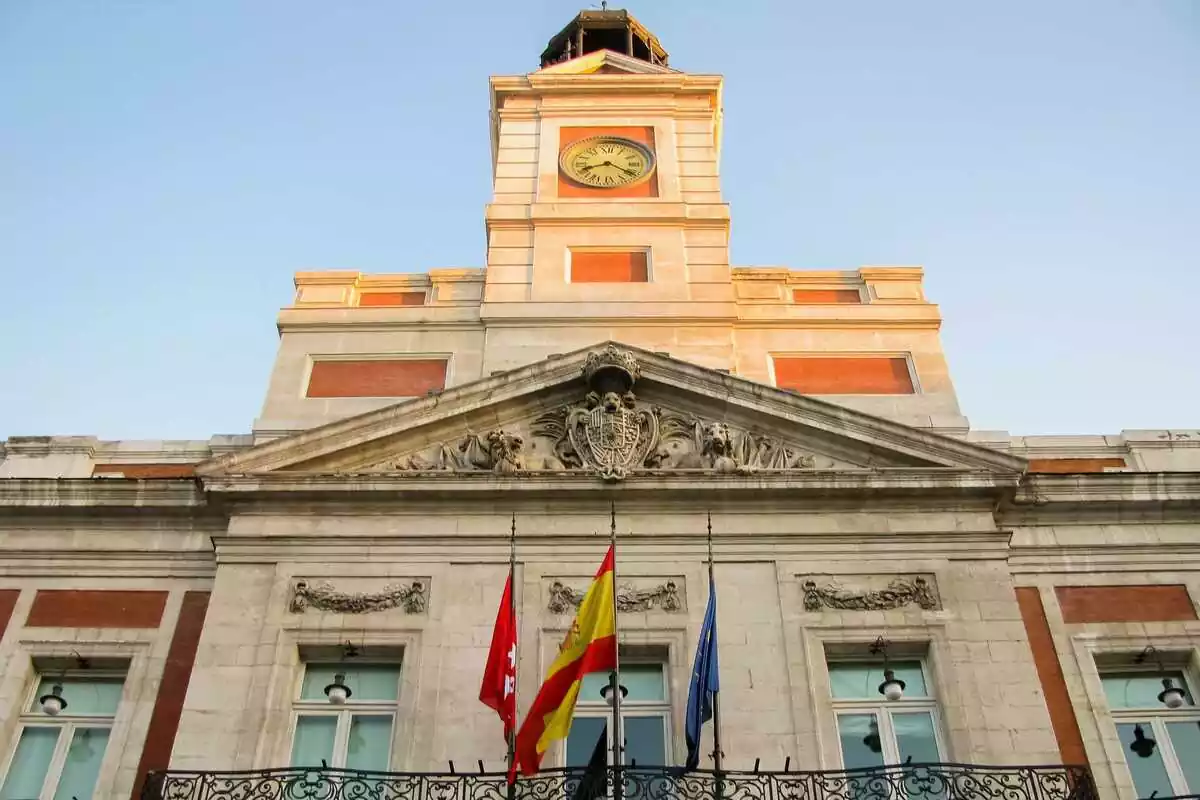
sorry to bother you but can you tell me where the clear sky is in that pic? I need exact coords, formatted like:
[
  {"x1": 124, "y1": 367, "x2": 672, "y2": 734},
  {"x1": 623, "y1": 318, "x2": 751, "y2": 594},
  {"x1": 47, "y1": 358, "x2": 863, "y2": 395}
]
[{"x1": 1, "y1": 1, "x2": 1197, "y2": 441}]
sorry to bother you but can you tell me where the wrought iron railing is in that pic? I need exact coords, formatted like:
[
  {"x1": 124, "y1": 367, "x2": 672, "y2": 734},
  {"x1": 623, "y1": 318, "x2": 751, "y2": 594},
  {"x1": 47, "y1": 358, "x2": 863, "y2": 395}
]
[{"x1": 143, "y1": 762, "x2": 1097, "y2": 800}]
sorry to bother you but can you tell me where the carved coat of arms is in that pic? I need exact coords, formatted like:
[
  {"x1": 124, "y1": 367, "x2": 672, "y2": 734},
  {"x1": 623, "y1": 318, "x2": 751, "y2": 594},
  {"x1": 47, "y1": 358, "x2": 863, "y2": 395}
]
[{"x1": 567, "y1": 390, "x2": 658, "y2": 481}]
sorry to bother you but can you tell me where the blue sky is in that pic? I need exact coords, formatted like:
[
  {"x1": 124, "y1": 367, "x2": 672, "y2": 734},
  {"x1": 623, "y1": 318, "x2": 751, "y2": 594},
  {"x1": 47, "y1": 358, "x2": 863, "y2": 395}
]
[{"x1": 1, "y1": 1, "x2": 1197, "y2": 440}]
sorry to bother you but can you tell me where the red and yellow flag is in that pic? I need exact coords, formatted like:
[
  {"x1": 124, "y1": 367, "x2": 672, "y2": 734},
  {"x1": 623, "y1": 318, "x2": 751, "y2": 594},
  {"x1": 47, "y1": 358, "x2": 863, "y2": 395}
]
[{"x1": 515, "y1": 546, "x2": 616, "y2": 775}]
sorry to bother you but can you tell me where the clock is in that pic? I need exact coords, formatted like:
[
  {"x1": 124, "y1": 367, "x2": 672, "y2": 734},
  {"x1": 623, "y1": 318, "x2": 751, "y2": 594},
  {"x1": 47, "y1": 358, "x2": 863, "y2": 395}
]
[{"x1": 560, "y1": 135, "x2": 655, "y2": 189}]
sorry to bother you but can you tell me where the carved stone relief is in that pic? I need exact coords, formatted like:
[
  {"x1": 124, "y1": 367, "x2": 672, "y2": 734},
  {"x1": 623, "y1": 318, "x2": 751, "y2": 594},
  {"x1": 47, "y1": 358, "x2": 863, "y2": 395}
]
[
  {"x1": 801, "y1": 575, "x2": 939, "y2": 612},
  {"x1": 289, "y1": 579, "x2": 428, "y2": 614},
  {"x1": 547, "y1": 578, "x2": 683, "y2": 614},
  {"x1": 362, "y1": 344, "x2": 822, "y2": 481}
]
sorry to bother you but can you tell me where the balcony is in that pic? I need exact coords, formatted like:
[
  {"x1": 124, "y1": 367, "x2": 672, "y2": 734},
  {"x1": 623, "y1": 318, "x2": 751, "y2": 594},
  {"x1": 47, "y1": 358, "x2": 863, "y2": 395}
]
[{"x1": 144, "y1": 762, "x2": 1097, "y2": 800}]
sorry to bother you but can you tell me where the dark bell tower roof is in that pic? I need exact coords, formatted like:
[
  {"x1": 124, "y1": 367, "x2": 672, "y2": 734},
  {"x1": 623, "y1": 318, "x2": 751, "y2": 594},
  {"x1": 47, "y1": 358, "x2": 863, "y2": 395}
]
[{"x1": 539, "y1": 8, "x2": 668, "y2": 68}]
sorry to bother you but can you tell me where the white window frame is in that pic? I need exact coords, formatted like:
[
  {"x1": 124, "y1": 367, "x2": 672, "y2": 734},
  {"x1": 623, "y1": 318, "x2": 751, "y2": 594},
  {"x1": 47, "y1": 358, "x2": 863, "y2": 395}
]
[
  {"x1": 1103, "y1": 667, "x2": 1200, "y2": 798},
  {"x1": 828, "y1": 658, "x2": 945, "y2": 768},
  {"x1": 289, "y1": 662, "x2": 402, "y2": 771},
  {"x1": 564, "y1": 661, "x2": 672, "y2": 768},
  {"x1": 0, "y1": 670, "x2": 124, "y2": 800}
]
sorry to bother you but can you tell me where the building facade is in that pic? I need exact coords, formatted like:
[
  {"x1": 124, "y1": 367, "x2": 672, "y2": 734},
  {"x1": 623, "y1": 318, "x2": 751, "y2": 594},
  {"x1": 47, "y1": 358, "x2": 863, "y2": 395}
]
[{"x1": 2, "y1": 10, "x2": 1199, "y2": 800}]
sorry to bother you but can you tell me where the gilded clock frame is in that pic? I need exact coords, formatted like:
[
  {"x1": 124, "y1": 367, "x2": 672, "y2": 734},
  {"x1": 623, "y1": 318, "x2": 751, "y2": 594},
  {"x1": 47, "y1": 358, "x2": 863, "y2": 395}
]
[{"x1": 558, "y1": 135, "x2": 657, "y2": 189}]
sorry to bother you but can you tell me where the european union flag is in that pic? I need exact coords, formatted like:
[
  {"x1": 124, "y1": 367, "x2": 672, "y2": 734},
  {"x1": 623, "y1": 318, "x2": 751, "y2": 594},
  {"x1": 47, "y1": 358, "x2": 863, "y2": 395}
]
[{"x1": 684, "y1": 578, "x2": 719, "y2": 770}]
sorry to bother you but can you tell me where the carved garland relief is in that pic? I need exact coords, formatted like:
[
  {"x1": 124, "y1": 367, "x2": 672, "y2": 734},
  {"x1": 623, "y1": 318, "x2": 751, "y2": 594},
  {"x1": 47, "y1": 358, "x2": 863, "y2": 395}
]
[
  {"x1": 370, "y1": 344, "x2": 819, "y2": 481},
  {"x1": 547, "y1": 579, "x2": 683, "y2": 614},
  {"x1": 801, "y1": 575, "x2": 940, "y2": 612},
  {"x1": 289, "y1": 580, "x2": 428, "y2": 614}
]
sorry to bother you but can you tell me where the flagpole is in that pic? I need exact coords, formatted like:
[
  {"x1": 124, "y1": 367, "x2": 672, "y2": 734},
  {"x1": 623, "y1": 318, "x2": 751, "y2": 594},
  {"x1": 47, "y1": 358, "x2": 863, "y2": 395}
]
[
  {"x1": 707, "y1": 513, "x2": 724, "y2": 785},
  {"x1": 608, "y1": 502, "x2": 624, "y2": 800},
  {"x1": 507, "y1": 514, "x2": 518, "y2": 799}
]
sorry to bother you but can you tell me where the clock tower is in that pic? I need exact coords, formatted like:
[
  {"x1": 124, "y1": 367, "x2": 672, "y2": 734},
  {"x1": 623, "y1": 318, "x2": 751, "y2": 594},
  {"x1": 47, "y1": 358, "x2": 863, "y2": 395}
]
[{"x1": 481, "y1": 8, "x2": 734, "y2": 374}]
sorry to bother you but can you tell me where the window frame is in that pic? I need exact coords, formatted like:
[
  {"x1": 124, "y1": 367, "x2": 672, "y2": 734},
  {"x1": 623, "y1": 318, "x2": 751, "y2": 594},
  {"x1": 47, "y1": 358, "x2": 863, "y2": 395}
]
[
  {"x1": 289, "y1": 661, "x2": 402, "y2": 771},
  {"x1": 827, "y1": 658, "x2": 945, "y2": 768},
  {"x1": 0, "y1": 670, "x2": 125, "y2": 800},
  {"x1": 564, "y1": 661, "x2": 672, "y2": 768},
  {"x1": 565, "y1": 247, "x2": 653, "y2": 284},
  {"x1": 1102, "y1": 666, "x2": 1200, "y2": 798}
]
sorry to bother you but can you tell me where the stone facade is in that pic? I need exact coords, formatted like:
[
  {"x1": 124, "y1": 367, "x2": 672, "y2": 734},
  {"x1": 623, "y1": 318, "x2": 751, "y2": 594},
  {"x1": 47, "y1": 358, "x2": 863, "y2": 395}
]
[{"x1": 2, "y1": 14, "x2": 1199, "y2": 800}]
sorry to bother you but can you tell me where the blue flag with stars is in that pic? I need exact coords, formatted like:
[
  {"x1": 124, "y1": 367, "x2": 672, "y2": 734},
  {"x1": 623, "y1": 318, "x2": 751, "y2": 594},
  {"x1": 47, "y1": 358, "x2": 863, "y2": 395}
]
[{"x1": 684, "y1": 577, "x2": 719, "y2": 770}]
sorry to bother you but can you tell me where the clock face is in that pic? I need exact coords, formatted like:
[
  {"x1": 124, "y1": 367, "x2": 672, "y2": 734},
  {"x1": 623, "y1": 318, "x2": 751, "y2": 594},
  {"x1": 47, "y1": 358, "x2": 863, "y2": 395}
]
[{"x1": 560, "y1": 136, "x2": 655, "y2": 189}]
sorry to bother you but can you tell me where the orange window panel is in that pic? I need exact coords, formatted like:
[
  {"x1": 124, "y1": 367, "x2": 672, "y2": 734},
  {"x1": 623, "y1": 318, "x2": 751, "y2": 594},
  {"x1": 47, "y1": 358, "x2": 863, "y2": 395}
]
[
  {"x1": 1027, "y1": 458, "x2": 1125, "y2": 473},
  {"x1": 306, "y1": 359, "x2": 447, "y2": 398},
  {"x1": 792, "y1": 289, "x2": 861, "y2": 304},
  {"x1": 570, "y1": 251, "x2": 648, "y2": 283},
  {"x1": 774, "y1": 356, "x2": 915, "y2": 395},
  {"x1": 92, "y1": 463, "x2": 196, "y2": 478},
  {"x1": 26, "y1": 590, "x2": 168, "y2": 628},
  {"x1": 359, "y1": 291, "x2": 425, "y2": 307},
  {"x1": 1056, "y1": 585, "x2": 1196, "y2": 623}
]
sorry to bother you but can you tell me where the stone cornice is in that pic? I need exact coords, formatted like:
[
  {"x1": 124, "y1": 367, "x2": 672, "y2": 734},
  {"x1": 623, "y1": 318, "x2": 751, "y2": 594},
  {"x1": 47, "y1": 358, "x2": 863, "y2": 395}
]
[
  {"x1": 485, "y1": 202, "x2": 731, "y2": 228},
  {"x1": 3, "y1": 436, "x2": 97, "y2": 458},
  {"x1": 1013, "y1": 472, "x2": 1200, "y2": 504},
  {"x1": 199, "y1": 470, "x2": 1020, "y2": 505},
  {"x1": 0, "y1": 550, "x2": 216, "y2": 579},
  {"x1": 0, "y1": 479, "x2": 205, "y2": 509},
  {"x1": 493, "y1": 72, "x2": 721, "y2": 98},
  {"x1": 210, "y1": 529, "x2": 1012, "y2": 565},
  {"x1": 1009, "y1": 543, "x2": 1200, "y2": 574}
]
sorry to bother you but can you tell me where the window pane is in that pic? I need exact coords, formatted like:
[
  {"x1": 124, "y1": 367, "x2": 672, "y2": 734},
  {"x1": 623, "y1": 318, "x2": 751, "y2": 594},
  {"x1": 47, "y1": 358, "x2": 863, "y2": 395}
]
[
  {"x1": 30, "y1": 677, "x2": 124, "y2": 716},
  {"x1": 566, "y1": 717, "x2": 607, "y2": 767},
  {"x1": 301, "y1": 664, "x2": 400, "y2": 702},
  {"x1": 53, "y1": 727, "x2": 110, "y2": 800},
  {"x1": 580, "y1": 665, "x2": 664, "y2": 704},
  {"x1": 291, "y1": 716, "x2": 337, "y2": 767},
  {"x1": 829, "y1": 661, "x2": 927, "y2": 699},
  {"x1": 0, "y1": 727, "x2": 59, "y2": 800},
  {"x1": 893, "y1": 712, "x2": 940, "y2": 763},
  {"x1": 1116, "y1": 722, "x2": 1174, "y2": 800},
  {"x1": 346, "y1": 715, "x2": 392, "y2": 772},
  {"x1": 1166, "y1": 721, "x2": 1200, "y2": 793},
  {"x1": 838, "y1": 713, "x2": 886, "y2": 770},
  {"x1": 1103, "y1": 673, "x2": 1193, "y2": 709},
  {"x1": 624, "y1": 715, "x2": 666, "y2": 767}
]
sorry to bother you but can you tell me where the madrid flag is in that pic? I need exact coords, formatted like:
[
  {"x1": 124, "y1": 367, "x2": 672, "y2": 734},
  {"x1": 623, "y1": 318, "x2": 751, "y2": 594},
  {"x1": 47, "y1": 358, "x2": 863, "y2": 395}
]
[
  {"x1": 515, "y1": 546, "x2": 617, "y2": 776},
  {"x1": 480, "y1": 574, "x2": 518, "y2": 741}
]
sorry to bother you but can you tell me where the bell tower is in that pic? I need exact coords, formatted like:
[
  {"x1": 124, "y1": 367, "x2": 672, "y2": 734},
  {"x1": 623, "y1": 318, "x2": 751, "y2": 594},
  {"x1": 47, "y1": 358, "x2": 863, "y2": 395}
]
[{"x1": 481, "y1": 7, "x2": 734, "y2": 375}]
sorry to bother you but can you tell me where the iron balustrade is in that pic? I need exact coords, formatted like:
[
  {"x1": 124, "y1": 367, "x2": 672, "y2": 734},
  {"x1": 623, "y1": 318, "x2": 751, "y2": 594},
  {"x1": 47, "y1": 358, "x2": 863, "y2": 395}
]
[{"x1": 143, "y1": 762, "x2": 1097, "y2": 800}]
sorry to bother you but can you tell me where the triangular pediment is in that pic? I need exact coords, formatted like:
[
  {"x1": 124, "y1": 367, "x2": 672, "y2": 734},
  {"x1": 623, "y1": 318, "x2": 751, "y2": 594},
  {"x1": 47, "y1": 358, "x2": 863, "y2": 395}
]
[
  {"x1": 198, "y1": 343, "x2": 1024, "y2": 482},
  {"x1": 535, "y1": 50, "x2": 677, "y2": 76}
]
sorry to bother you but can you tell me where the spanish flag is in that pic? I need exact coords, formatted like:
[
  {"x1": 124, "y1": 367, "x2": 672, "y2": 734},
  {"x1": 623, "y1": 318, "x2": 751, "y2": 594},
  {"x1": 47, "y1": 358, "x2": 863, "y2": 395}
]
[{"x1": 515, "y1": 546, "x2": 617, "y2": 775}]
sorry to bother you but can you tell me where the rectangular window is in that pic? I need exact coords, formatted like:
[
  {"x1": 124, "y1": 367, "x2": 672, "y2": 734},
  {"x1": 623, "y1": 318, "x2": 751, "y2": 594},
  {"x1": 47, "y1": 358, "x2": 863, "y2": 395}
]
[
  {"x1": 290, "y1": 662, "x2": 401, "y2": 771},
  {"x1": 0, "y1": 673, "x2": 124, "y2": 800},
  {"x1": 773, "y1": 356, "x2": 916, "y2": 395},
  {"x1": 1027, "y1": 458, "x2": 1126, "y2": 473},
  {"x1": 565, "y1": 663, "x2": 669, "y2": 768},
  {"x1": 306, "y1": 359, "x2": 447, "y2": 398},
  {"x1": 1101, "y1": 669, "x2": 1200, "y2": 799},
  {"x1": 569, "y1": 250, "x2": 649, "y2": 283},
  {"x1": 827, "y1": 658, "x2": 943, "y2": 770},
  {"x1": 358, "y1": 292, "x2": 426, "y2": 307},
  {"x1": 792, "y1": 289, "x2": 862, "y2": 304}
]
